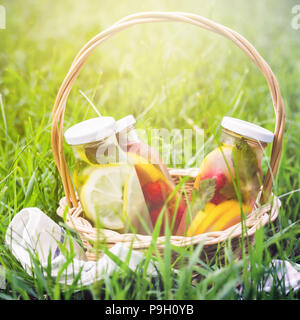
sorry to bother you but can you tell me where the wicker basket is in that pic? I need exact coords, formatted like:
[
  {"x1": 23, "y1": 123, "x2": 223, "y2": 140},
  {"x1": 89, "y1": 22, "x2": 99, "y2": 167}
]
[{"x1": 51, "y1": 12, "x2": 285, "y2": 262}]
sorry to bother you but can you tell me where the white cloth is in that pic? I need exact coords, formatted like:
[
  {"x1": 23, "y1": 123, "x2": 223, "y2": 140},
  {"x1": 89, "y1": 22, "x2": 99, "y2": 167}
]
[
  {"x1": 262, "y1": 259, "x2": 300, "y2": 294},
  {"x1": 4, "y1": 208, "x2": 300, "y2": 293},
  {"x1": 5, "y1": 208, "x2": 157, "y2": 287},
  {"x1": 0, "y1": 266, "x2": 5, "y2": 290}
]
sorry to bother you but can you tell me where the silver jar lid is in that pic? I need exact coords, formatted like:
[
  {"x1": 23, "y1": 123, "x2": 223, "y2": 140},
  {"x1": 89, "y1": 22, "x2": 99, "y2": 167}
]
[
  {"x1": 221, "y1": 117, "x2": 274, "y2": 143},
  {"x1": 115, "y1": 115, "x2": 136, "y2": 133},
  {"x1": 64, "y1": 117, "x2": 116, "y2": 145}
]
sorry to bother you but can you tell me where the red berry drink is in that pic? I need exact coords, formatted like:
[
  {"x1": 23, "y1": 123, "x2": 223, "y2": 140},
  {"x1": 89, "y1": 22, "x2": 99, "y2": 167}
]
[{"x1": 115, "y1": 115, "x2": 187, "y2": 235}]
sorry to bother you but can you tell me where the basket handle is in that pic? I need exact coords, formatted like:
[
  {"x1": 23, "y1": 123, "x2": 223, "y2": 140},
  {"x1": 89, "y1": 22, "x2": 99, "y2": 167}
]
[{"x1": 51, "y1": 12, "x2": 285, "y2": 208}]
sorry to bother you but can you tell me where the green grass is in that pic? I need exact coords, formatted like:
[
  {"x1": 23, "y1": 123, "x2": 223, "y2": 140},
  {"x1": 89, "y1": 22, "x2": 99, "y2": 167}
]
[{"x1": 0, "y1": 0, "x2": 299, "y2": 300}]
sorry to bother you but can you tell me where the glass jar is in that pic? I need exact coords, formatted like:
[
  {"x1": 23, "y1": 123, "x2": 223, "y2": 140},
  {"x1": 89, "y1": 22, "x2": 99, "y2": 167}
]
[
  {"x1": 64, "y1": 117, "x2": 153, "y2": 235},
  {"x1": 194, "y1": 117, "x2": 274, "y2": 210},
  {"x1": 115, "y1": 115, "x2": 187, "y2": 235}
]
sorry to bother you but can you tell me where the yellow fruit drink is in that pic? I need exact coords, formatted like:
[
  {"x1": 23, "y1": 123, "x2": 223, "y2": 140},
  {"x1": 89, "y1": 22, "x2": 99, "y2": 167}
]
[
  {"x1": 194, "y1": 117, "x2": 274, "y2": 216},
  {"x1": 183, "y1": 118, "x2": 274, "y2": 237},
  {"x1": 187, "y1": 200, "x2": 248, "y2": 236},
  {"x1": 115, "y1": 115, "x2": 187, "y2": 235},
  {"x1": 64, "y1": 117, "x2": 153, "y2": 235}
]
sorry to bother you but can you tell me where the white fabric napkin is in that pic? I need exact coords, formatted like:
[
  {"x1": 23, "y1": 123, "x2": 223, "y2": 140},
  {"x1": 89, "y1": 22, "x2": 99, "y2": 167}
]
[
  {"x1": 0, "y1": 266, "x2": 5, "y2": 290},
  {"x1": 4, "y1": 207, "x2": 300, "y2": 294},
  {"x1": 262, "y1": 259, "x2": 300, "y2": 294},
  {"x1": 5, "y1": 208, "x2": 157, "y2": 287}
]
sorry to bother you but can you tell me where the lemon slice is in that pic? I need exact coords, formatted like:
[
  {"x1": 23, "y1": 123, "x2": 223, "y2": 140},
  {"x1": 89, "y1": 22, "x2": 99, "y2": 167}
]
[
  {"x1": 127, "y1": 152, "x2": 166, "y2": 185},
  {"x1": 80, "y1": 164, "x2": 132, "y2": 230}
]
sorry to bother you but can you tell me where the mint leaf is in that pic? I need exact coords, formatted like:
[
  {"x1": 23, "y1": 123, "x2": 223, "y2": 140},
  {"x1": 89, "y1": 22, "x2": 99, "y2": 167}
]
[
  {"x1": 191, "y1": 178, "x2": 216, "y2": 214},
  {"x1": 232, "y1": 138, "x2": 260, "y2": 204},
  {"x1": 232, "y1": 138, "x2": 259, "y2": 183}
]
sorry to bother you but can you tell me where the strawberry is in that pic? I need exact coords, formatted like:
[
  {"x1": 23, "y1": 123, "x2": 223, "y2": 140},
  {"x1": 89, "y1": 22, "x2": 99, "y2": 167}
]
[
  {"x1": 150, "y1": 206, "x2": 171, "y2": 236},
  {"x1": 150, "y1": 207, "x2": 168, "y2": 234},
  {"x1": 168, "y1": 198, "x2": 187, "y2": 230},
  {"x1": 150, "y1": 207, "x2": 163, "y2": 227},
  {"x1": 143, "y1": 180, "x2": 187, "y2": 234},
  {"x1": 201, "y1": 170, "x2": 227, "y2": 190},
  {"x1": 142, "y1": 181, "x2": 170, "y2": 207},
  {"x1": 210, "y1": 192, "x2": 226, "y2": 205},
  {"x1": 200, "y1": 170, "x2": 227, "y2": 205},
  {"x1": 150, "y1": 198, "x2": 187, "y2": 235}
]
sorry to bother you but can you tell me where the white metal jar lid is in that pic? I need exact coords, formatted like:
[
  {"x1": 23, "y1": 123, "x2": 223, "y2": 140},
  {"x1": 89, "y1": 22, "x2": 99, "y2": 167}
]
[
  {"x1": 115, "y1": 115, "x2": 136, "y2": 133},
  {"x1": 64, "y1": 117, "x2": 116, "y2": 145},
  {"x1": 221, "y1": 116, "x2": 274, "y2": 143}
]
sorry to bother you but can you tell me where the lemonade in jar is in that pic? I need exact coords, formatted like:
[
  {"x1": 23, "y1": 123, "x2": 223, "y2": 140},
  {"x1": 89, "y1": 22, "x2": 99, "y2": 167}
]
[
  {"x1": 64, "y1": 117, "x2": 153, "y2": 235},
  {"x1": 115, "y1": 115, "x2": 187, "y2": 235}
]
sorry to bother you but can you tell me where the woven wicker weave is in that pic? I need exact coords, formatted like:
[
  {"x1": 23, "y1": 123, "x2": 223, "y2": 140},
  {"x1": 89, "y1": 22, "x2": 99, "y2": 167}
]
[{"x1": 51, "y1": 12, "x2": 285, "y2": 262}]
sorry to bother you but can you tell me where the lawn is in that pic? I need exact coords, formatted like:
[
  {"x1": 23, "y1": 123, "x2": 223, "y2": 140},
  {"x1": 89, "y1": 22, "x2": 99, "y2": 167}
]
[{"x1": 0, "y1": 0, "x2": 299, "y2": 300}]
